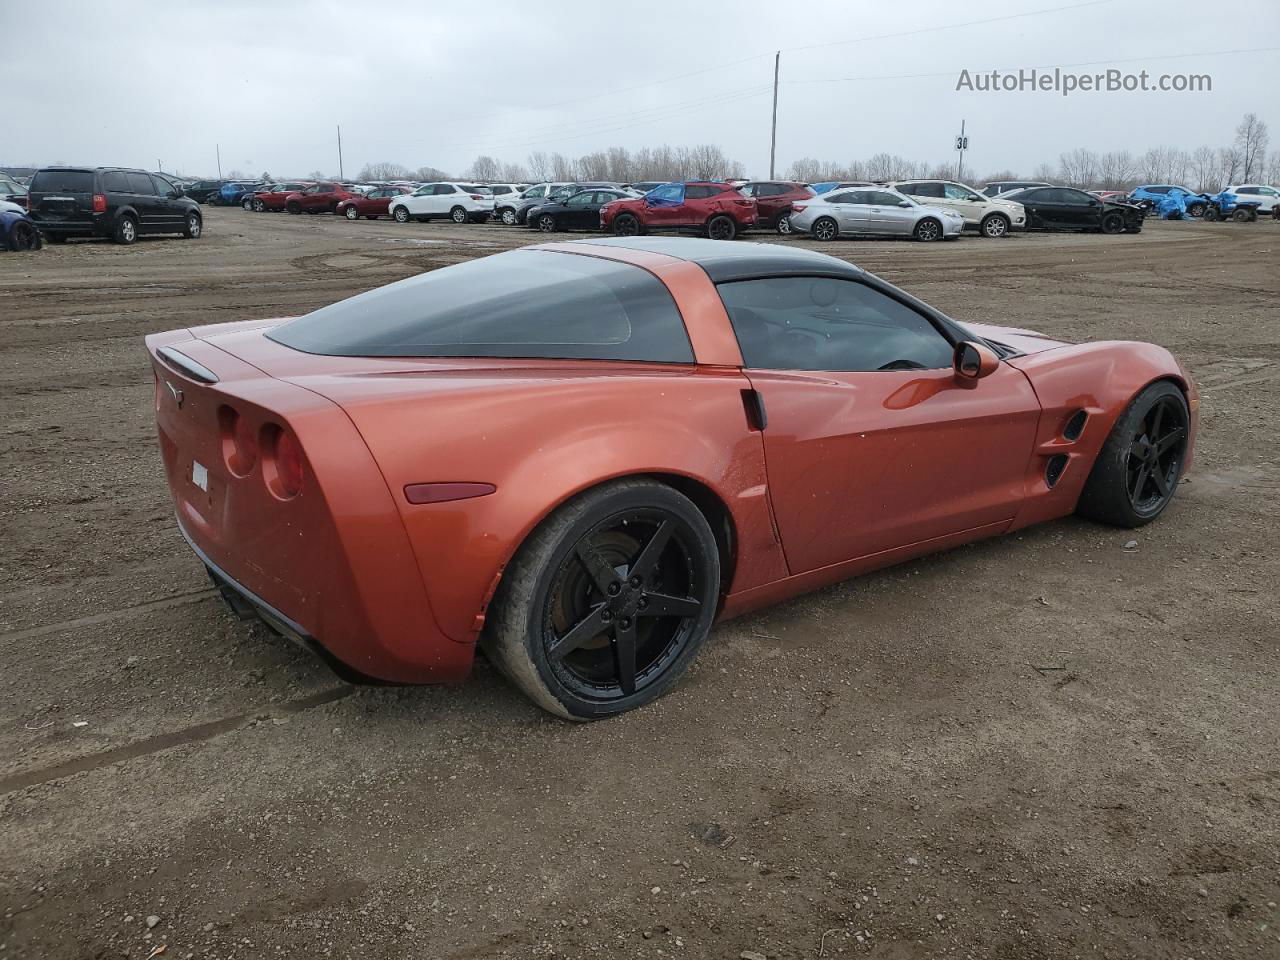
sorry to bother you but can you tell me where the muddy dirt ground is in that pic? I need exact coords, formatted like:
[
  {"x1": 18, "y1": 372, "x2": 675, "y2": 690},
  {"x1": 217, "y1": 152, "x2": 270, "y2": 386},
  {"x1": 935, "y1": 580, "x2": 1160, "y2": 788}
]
[{"x1": 1, "y1": 209, "x2": 1277, "y2": 959}]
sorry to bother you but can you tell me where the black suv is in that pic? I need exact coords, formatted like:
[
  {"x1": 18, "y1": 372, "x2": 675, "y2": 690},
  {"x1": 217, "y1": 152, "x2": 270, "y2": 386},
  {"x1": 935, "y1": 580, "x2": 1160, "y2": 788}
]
[
  {"x1": 27, "y1": 167, "x2": 203, "y2": 245},
  {"x1": 186, "y1": 179, "x2": 226, "y2": 203}
]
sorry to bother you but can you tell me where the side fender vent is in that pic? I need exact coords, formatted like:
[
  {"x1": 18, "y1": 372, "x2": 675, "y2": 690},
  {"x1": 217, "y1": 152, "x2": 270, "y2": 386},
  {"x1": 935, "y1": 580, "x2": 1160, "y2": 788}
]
[
  {"x1": 1045, "y1": 454, "x2": 1068, "y2": 488},
  {"x1": 1063, "y1": 409, "x2": 1088, "y2": 441}
]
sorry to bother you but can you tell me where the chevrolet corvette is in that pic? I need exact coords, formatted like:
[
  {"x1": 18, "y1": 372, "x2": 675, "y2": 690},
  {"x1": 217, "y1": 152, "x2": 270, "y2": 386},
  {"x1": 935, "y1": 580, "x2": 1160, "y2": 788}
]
[{"x1": 147, "y1": 238, "x2": 1197, "y2": 719}]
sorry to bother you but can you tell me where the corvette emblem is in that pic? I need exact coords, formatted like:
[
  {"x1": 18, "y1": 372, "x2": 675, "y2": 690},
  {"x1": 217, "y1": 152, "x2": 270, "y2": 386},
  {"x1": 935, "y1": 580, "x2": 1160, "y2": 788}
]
[{"x1": 165, "y1": 381, "x2": 184, "y2": 408}]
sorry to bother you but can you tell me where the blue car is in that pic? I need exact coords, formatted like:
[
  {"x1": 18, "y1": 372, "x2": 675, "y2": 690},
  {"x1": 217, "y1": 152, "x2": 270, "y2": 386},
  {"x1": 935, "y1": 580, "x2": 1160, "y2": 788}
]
[
  {"x1": 1, "y1": 202, "x2": 42, "y2": 251},
  {"x1": 1128, "y1": 185, "x2": 1211, "y2": 217},
  {"x1": 216, "y1": 180, "x2": 264, "y2": 206}
]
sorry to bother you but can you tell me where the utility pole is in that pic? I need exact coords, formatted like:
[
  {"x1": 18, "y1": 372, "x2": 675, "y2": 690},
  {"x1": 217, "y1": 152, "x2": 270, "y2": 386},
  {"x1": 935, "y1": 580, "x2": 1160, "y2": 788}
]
[
  {"x1": 216, "y1": 144, "x2": 222, "y2": 178},
  {"x1": 955, "y1": 119, "x2": 968, "y2": 182},
  {"x1": 768, "y1": 51, "x2": 780, "y2": 179},
  {"x1": 337, "y1": 125, "x2": 344, "y2": 180},
  {"x1": 157, "y1": 159, "x2": 162, "y2": 173}
]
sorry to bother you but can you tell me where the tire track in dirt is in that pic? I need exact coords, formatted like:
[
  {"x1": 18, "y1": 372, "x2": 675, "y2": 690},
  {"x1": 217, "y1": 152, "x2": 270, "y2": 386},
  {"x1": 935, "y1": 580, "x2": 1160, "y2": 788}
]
[{"x1": 0, "y1": 685, "x2": 353, "y2": 795}]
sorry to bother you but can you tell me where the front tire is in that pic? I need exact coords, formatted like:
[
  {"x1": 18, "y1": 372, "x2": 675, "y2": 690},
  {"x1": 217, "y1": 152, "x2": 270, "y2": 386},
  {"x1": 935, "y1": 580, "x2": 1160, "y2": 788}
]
[
  {"x1": 537, "y1": 213, "x2": 558, "y2": 232},
  {"x1": 811, "y1": 216, "x2": 838, "y2": 241},
  {"x1": 913, "y1": 217, "x2": 942, "y2": 241},
  {"x1": 500, "y1": 208, "x2": 517, "y2": 225},
  {"x1": 113, "y1": 215, "x2": 138, "y2": 245},
  {"x1": 1202, "y1": 206, "x2": 1219, "y2": 222},
  {"x1": 1100, "y1": 212, "x2": 1125, "y2": 234},
  {"x1": 1077, "y1": 381, "x2": 1190, "y2": 528},
  {"x1": 1232, "y1": 208, "x2": 1250, "y2": 222},
  {"x1": 287, "y1": 202, "x2": 302, "y2": 215},
  {"x1": 7, "y1": 221, "x2": 41, "y2": 251},
  {"x1": 392, "y1": 205, "x2": 410, "y2": 223},
  {"x1": 980, "y1": 213, "x2": 1009, "y2": 238},
  {"x1": 241, "y1": 196, "x2": 253, "y2": 211},
  {"x1": 613, "y1": 213, "x2": 641, "y2": 236},
  {"x1": 344, "y1": 205, "x2": 360, "y2": 220},
  {"x1": 450, "y1": 205, "x2": 467, "y2": 224},
  {"x1": 1187, "y1": 201, "x2": 1207, "y2": 218},
  {"x1": 182, "y1": 213, "x2": 202, "y2": 239},
  {"x1": 252, "y1": 198, "x2": 265, "y2": 212},
  {"x1": 483, "y1": 480, "x2": 721, "y2": 720}
]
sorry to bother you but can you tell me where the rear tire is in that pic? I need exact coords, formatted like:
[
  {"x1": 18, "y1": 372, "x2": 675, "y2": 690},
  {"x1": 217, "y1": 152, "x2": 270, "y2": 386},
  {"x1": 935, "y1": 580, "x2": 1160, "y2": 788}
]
[
  {"x1": 775, "y1": 214, "x2": 792, "y2": 235},
  {"x1": 1232, "y1": 208, "x2": 1250, "y2": 222},
  {"x1": 1202, "y1": 206, "x2": 1219, "y2": 222},
  {"x1": 450, "y1": 205, "x2": 467, "y2": 224},
  {"x1": 113, "y1": 215, "x2": 138, "y2": 245},
  {"x1": 1187, "y1": 201, "x2": 1207, "y2": 218},
  {"x1": 811, "y1": 216, "x2": 838, "y2": 241},
  {"x1": 241, "y1": 196, "x2": 253, "y2": 211},
  {"x1": 706, "y1": 215, "x2": 737, "y2": 241},
  {"x1": 1076, "y1": 381, "x2": 1189, "y2": 528},
  {"x1": 501, "y1": 208, "x2": 517, "y2": 225},
  {"x1": 482, "y1": 479, "x2": 720, "y2": 720}
]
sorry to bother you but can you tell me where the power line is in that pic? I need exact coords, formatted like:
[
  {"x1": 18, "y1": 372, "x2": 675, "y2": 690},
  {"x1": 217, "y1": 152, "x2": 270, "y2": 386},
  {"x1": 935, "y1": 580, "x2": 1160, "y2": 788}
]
[{"x1": 784, "y1": 45, "x2": 1280, "y2": 85}]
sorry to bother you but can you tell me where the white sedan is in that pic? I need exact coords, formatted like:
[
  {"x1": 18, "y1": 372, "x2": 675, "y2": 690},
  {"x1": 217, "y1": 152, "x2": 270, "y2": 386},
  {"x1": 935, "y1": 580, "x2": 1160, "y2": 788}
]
[{"x1": 389, "y1": 183, "x2": 496, "y2": 224}]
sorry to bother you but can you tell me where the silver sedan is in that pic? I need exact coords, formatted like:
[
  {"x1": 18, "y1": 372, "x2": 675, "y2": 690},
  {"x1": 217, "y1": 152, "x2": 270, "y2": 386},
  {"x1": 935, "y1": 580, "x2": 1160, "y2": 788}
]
[{"x1": 789, "y1": 186, "x2": 964, "y2": 241}]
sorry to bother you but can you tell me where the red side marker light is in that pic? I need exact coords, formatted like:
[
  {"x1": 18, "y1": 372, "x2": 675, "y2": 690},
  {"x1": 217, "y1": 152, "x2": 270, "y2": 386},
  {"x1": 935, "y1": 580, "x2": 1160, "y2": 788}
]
[{"x1": 404, "y1": 482, "x2": 496, "y2": 505}]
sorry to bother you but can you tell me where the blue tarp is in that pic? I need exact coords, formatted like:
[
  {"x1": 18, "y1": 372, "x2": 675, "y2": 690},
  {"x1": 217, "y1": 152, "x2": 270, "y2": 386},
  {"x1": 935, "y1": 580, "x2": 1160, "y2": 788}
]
[{"x1": 1156, "y1": 193, "x2": 1189, "y2": 219}]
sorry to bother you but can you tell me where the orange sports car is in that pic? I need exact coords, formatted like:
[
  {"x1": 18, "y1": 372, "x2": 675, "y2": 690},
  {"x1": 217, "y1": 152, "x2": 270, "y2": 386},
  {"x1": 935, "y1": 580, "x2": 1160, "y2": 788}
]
[{"x1": 146, "y1": 238, "x2": 1197, "y2": 719}]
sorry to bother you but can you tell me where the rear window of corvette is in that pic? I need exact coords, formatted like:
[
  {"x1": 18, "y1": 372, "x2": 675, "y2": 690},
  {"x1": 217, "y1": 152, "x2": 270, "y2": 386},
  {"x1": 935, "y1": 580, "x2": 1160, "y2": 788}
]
[{"x1": 269, "y1": 250, "x2": 695, "y2": 363}]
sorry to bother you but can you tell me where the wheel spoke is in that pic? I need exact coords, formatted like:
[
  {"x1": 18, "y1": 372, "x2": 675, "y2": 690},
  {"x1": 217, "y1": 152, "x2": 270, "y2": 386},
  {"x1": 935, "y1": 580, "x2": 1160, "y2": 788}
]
[
  {"x1": 1150, "y1": 466, "x2": 1171, "y2": 498},
  {"x1": 1156, "y1": 426, "x2": 1185, "y2": 454},
  {"x1": 639, "y1": 592, "x2": 701, "y2": 618},
  {"x1": 576, "y1": 539, "x2": 618, "y2": 594},
  {"x1": 629, "y1": 520, "x2": 673, "y2": 581},
  {"x1": 1130, "y1": 464, "x2": 1150, "y2": 502},
  {"x1": 1149, "y1": 402, "x2": 1165, "y2": 441},
  {"x1": 611, "y1": 621, "x2": 638, "y2": 695},
  {"x1": 548, "y1": 605, "x2": 608, "y2": 660}
]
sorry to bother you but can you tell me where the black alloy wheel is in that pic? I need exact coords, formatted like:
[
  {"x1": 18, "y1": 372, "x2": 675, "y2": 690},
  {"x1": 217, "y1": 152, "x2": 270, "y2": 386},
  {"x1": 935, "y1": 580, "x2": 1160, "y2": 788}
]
[
  {"x1": 484, "y1": 480, "x2": 720, "y2": 719},
  {"x1": 1078, "y1": 381, "x2": 1189, "y2": 527}
]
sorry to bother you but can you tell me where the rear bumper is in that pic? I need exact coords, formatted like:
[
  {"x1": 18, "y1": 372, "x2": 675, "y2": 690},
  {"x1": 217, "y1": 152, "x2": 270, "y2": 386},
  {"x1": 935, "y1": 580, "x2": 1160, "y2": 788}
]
[
  {"x1": 184, "y1": 521, "x2": 378, "y2": 684},
  {"x1": 31, "y1": 215, "x2": 109, "y2": 237}
]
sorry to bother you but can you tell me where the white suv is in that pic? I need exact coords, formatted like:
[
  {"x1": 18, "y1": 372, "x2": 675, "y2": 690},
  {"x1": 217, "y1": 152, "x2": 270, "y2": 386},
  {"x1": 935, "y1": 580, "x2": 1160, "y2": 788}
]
[
  {"x1": 389, "y1": 182, "x2": 496, "y2": 224},
  {"x1": 889, "y1": 179, "x2": 1026, "y2": 238},
  {"x1": 1224, "y1": 184, "x2": 1279, "y2": 214}
]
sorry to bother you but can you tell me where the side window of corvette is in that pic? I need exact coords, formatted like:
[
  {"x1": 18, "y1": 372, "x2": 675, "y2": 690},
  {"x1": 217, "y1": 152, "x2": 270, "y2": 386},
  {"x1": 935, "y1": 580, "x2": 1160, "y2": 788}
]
[{"x1": 717, "y1": 276, "x2": 954, "y2": 373}]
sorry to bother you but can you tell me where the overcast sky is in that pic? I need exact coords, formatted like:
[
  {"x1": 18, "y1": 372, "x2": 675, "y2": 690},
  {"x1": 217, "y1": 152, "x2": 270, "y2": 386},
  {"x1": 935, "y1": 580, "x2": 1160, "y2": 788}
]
[{"x1": 5, "y1": 0, "x2": 1277, "y2": 180}]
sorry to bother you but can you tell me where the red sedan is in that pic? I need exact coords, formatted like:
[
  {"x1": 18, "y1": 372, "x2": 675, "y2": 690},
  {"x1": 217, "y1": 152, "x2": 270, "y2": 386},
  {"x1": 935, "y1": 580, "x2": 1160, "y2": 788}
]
[
  {"x1": 146, "y1": 239, "x2": 1197, "y2": 719},
  {"x1": 600, "y1": 182, "x2": 758, "y2": 240},
  {"x1": 250, "y1": 182, "x2": 314, "y2": 212},
  {"x1": 335, "y1": 185, "x2": 412, "y2": 220},
  {"x1": 284, "y1": 182, "x2": 363, "y2": 215}
]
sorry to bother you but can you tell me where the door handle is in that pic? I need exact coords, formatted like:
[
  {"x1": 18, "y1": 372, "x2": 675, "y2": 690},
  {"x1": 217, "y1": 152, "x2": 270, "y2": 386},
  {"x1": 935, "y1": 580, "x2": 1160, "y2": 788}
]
[{"x1": 740, "y1": 389, "x2": 767, "y2": 431}]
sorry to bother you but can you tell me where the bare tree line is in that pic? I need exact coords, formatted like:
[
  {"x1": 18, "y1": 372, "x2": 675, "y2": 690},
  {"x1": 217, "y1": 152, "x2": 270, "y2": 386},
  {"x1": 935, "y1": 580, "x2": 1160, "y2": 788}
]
[
  {"x1": 788, "y1": 114, "x2": 1273, "y2": 191},
  {"x1": 334, "y1": 113, "x2": 1272, "y2": 190}
]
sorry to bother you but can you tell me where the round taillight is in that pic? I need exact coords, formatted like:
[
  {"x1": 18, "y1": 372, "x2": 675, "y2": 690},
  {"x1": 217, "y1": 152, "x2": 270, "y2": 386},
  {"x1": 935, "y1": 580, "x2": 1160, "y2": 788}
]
[
  {"x1": 262, "y1": 423, "x2": 305, "y2": 499},
  {"x1": 218, "y1": 405, "x2": 257, "y2": 477}
]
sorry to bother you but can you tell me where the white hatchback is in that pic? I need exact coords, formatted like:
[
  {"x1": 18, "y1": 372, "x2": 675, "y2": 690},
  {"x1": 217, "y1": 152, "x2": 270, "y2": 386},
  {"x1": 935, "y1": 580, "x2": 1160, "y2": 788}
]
[
  {"x1": 389, "y1": 183, "x2": 496, "y2": 224},
  {"x1": 889, "y1": 180, "x2": 1026, "y2": 238},
  {"x1": 1224, "y1": 184, "x2": 1280, "y2": 213}
]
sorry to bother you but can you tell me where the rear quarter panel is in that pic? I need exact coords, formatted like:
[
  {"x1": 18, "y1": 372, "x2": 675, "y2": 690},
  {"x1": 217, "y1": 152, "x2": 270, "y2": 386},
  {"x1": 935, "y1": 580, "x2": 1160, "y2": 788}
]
[{"x1": 295, "y1": 365, "x2": 789, "y2": 643}]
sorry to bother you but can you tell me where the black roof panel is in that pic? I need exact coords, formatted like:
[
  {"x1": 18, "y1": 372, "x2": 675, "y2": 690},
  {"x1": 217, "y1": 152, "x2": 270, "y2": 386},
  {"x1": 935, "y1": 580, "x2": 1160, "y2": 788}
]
[{"x1": 574, "y1": 237, "x2": 864, "y2": 283}]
